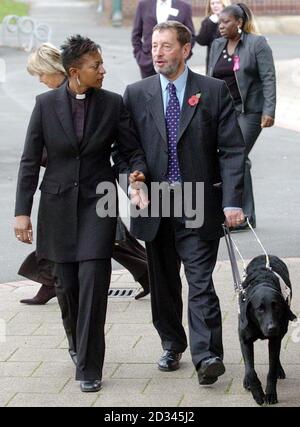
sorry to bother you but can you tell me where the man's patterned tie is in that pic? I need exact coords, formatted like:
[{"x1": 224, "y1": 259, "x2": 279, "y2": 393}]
[{"x1": 165, "y1": 82, "x2": 181, "y2": 183}]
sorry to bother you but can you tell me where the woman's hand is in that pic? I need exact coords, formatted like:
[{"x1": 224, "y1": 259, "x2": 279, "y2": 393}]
[
  {"x1": 261, "y1": 115, "x2": 274, "y2": 128},
  {"x1": 130, "y1": 188, "x2": 149, "y2": 210},
  {"x1": 14, "y1": 216, "x2": 33, "y2": 244},
  {"x1": 129, "y1": 170, "x2": 146, "y2": 189}
]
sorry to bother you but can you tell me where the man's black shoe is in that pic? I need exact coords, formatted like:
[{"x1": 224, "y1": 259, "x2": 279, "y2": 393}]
[
  {"x1": 80, "y1": 380, "x2": 102, "y2": 392},
  {"x1": 197, "y1": 357, "x2": 225, "y2": 385},
  {"x1": 158, "y1": 350, "x2": 182, "y2": 371},
  {"x1": 69, "y1": 350, "x2": 77, "y2": 366}
]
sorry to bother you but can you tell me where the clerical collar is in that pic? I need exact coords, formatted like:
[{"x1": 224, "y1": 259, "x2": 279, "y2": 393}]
[
  {"x1": 76, "y1": 93, "x2": 86, "y2": 100},
  {"x1": 66, "y1": 84, "x2": 92, "y2": 100}
]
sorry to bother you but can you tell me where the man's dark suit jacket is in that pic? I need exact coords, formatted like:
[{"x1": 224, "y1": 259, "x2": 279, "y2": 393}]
[
  {"x1": 123, "y1": 69, "x2": 245, "y2": 242},
  {"x1": 132, "y1": 0, "x2": 195, "y2": 76},
  {"x1": 15, "y1": 82, "x2": 146, "y2": 263}
]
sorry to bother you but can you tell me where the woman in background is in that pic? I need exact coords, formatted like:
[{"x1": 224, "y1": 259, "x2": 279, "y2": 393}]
[
  {"x1": 19, "y1": 43, "x2": 149, "y2": 305},
  {"x1": 208, "y1": 3, "x2": 276, "y2": 230},
  {"x1": 196, "y1": 0, "x2": 231, "y2": 73}
]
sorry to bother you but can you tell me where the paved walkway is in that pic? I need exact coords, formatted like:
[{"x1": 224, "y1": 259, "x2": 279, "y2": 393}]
[
  {"x1": 0, "y1": 0, "x2": 300, "y2": 407},
  {"x1": 0, "y1": 260, "x2": 300, "y2": 407}
]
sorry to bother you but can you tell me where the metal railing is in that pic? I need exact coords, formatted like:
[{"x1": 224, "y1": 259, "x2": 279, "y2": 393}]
[
  {"x1": 188, "y1": 0, "x2": 300, "y2": 16},
  {"x1": 1, "y1": 15, "x2": 52, "y2": 51}
]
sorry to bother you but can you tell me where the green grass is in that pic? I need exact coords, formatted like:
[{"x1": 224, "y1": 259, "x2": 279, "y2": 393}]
[{"x1": 0, "y1": 0, "x2": 29, "y2": 22}]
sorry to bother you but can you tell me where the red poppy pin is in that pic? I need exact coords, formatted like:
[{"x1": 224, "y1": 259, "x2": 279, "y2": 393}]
[{"x1": 188, "y1": 92, "x2": 201, "y2": 107}]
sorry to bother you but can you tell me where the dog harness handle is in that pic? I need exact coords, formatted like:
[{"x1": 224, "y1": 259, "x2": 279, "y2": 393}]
[{"x1": 245, "y1": 218, "x2": 270, "y2": 270}]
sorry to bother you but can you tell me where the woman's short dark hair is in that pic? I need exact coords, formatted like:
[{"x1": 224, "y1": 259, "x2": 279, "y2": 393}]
[
  {"x1": 152, "y1": 21, "x2": 192, "y2": 46},
  {"x1": 60, "y1": 35, "x2": 101, "y2": 75}
]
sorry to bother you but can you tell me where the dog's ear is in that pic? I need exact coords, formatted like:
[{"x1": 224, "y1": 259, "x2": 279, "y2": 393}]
[
  {"x1": 239, "y1": 295, "x2": 260, "y2": 340},
  {"x1": 239, "y1": 297, "x2": 250, "y2": 331}
]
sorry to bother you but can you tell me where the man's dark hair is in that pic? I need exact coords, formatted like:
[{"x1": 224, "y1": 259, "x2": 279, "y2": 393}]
[
  {"x1": 152, "y1": 21, "x2": 192, "y2": 46},
  {"x1": 60, "y1": 35, "x2": 101, "y2": 75}
]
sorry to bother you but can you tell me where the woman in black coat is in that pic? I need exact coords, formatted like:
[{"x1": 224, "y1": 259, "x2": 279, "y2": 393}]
[
  {"x1": 18, "y1": 43, "x2": 149, "y2": 305},
  {"x1": 14, "y1": 35, "x2": 147, "y2": 392}
]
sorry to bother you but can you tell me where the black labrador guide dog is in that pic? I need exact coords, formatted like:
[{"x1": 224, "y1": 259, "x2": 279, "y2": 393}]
[{"x1": 239, "y1": 255, "x2": 297, "y2": 405}]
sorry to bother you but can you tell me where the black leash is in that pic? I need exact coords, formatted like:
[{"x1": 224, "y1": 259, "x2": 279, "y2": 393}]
[{"x1": 222, "y1": 223, "x2": 245, "y2": 302}]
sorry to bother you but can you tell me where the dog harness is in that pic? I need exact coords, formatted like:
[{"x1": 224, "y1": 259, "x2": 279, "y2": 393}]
[
  {"x1": 272, "y1": 271, "x2": 291, "y2": 306},
  {"x1": 223, "y1": 219, "x2": 292, "y2": 311}
]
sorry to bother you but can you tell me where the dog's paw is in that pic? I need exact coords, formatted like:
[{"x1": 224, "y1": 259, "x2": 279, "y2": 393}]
[
  {"x1": 251, "y1": 387, "x2": 265, "y2": 406},
  {"x1": 243, "y1": 376, "x2": 251, "y2": 391},
  {"x1": 244, "y1": 372, "x2": 265, "y2": 405},
  {"x1": 277, "y1": 365, "x2": 286, "y2": 379},
  {"x1": 265, "y1": 392, "x2": 278, "y2": 405}
]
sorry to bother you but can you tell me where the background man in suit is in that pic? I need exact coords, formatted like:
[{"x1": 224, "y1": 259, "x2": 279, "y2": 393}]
[
  {"x1": 125, "y1": 21, "x2": 245, "y2": 385},
  {"x1": 14, "y1": 35, "x2": 147, "y2": 392},
  {"x1": 132, "y1": 0, "x2": 195, "y2": 78}
]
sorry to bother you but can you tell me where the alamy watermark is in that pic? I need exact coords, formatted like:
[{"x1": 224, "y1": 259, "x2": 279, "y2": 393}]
[{"x1": 96, "y1": 174, "x2": 205, "y2": 228}]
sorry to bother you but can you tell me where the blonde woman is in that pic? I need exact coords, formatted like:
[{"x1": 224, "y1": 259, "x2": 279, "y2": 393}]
[
  {"x1": 27, "y1": 42, "x2": 67, "y2": 88},
  {"x1": 18, "y1": 43, "x2": 66, "y2": 305},
  {"x1": 196, "y1": 0, "x2": 231, "y2": 72},
  {"x1": 19, "y1": 43, "x2": 150, "y2": 306}
]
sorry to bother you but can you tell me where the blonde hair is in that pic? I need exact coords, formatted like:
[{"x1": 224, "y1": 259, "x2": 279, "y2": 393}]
[
  {"x1": 205, "y1": 0, "x2": 231, "y2": 16},
  {"x1": 242, "y1": 5, "x2": 260, "y2": 34},
  {"x1": 27, "y1": 43, "x2": 66, "y2": 76}
]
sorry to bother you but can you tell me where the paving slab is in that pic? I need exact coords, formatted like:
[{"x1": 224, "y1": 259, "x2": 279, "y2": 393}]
[
  {"x1": 7, "y1": 392, "x2": 98, "y2": 407},
  {"x1": 0, "y1": 361, "x2": 39, "y2": 378}
]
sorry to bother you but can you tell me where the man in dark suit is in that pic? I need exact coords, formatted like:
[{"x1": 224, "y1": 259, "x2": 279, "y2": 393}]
[
  {"x1": 124, "y1": 21, "x2": 245, "y2": 385},
  {"x1": 14, "y1": 35, "x2": 147, "y2": 392},
  {"x1": 132, "y1": 0, "x2": 195, "y2": 78}
]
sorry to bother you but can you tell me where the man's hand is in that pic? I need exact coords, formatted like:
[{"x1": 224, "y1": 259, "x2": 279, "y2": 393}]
[
  {"x1": 261, "y1": 115, "x2": 274, "y2": 128},
  {"x1": 224, "y1": 209, "x2": 245, "y2": 228},
  {"x1": 130, "y1": 188, "x2": 149, "y2": 210},
  {"x1": 129, "y1": 170, "x2": 145, "y2": 189},
  {"x1": 14, "y1": 216, "x2": 33, "y2": 244}
]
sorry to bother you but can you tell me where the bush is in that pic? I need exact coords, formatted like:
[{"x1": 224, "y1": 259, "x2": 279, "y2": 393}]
[{"x1": 0, "y1": 0, "x2": 29, "y2": 22}]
